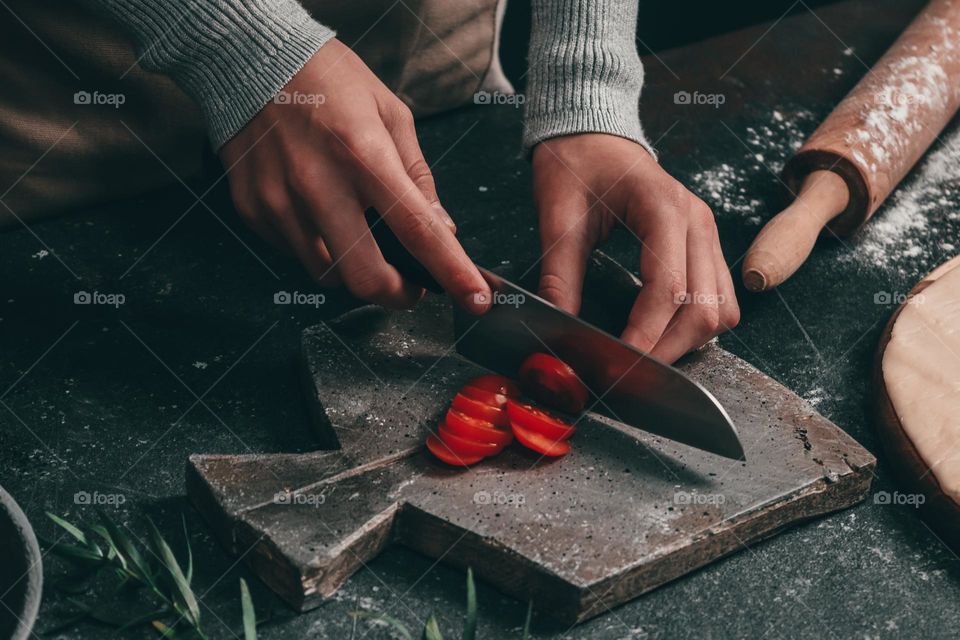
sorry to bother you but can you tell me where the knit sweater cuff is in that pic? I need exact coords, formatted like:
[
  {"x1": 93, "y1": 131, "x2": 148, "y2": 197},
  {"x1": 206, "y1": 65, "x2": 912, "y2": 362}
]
[
  {"x1": 94, "y1": 0, "x2": 335, "y2": 149},
  {"x1": 523, "y1": 0, "x2": 656, "y2": 158}
]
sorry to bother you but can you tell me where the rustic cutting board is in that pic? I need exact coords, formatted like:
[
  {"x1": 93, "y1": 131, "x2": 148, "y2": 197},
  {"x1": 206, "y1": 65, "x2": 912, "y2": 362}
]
[{"x1": 186, "y1": 254, "x2": 875, "y2": 626}]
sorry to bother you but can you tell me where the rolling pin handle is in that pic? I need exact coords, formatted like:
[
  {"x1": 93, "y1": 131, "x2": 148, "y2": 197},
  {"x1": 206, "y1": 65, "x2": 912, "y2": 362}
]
[{"x1": 742, "y1": 171, "x2": 850, "y2": 292}]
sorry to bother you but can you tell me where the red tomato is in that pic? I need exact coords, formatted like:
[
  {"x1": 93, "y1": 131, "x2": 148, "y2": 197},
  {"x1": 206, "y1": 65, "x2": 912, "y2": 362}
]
[
  {"x1": 426, "y1": 434, "x2": 484, "y2": 466},
  {"x1": 461, "y1": 385, "x2": 509, "y2": 408},
  {"x1": 451, "y1": 392, "x2": 508, "y2": 426},
  {"x1": 506, "y1": 400, "x2": 576, "y2": 441},
  {"x1": 510, "y1": 423, "x2": 571, "y2": 457},
  {"x1": 464, "y1": 375, "x2": 520, "y2": 399},
  {"x1": 437, "y1": 426, "x2": 499, "y2": 457},
  {"x1": 518, "y1": 353, "x2": 588, "y2": 414},
  {"x1": 444, "y1": 410, "x2": 512, "y2": 447}
]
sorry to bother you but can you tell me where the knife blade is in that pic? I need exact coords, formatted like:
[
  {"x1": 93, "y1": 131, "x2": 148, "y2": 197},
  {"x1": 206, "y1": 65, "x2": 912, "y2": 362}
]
[{"x1": 365, "y1": 208, "x2": 744, "y2": 460}]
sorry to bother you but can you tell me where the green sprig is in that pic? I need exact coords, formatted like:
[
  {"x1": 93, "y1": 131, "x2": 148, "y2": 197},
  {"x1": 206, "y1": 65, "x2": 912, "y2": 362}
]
[{"x1": 44, "y1": 512, "x2": 258, "y2": 639}]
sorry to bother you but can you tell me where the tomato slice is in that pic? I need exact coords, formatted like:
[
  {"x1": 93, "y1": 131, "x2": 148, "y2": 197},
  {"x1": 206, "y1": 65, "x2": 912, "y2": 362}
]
[
  {"x1": 506, "y1": 400, "x2": 576, "y2": 441},
  {"x1": 426, "y1": 434, "x2": 484, "y2": 466},
  {"x1": 518, "y1": 353, "x2": 588, "y2": 414},
  {"x1": 510, "y1": 423, "x2": 571, "y2": 457},
  {"x1": 461, "y1": 385, "x2": 509, "y2": 408},
  {"x1": 444, "y1": 410, "x2": 512, "y2": 447},
  {"x1": 464, "y1": 375, "x2": 520, "y2": 399},
  {"x1": 451, "y1": 392, "x2": 508, "y2": 426},
  {"x1": 437, "y1": 426, "x2": 499, "y2": 457}
]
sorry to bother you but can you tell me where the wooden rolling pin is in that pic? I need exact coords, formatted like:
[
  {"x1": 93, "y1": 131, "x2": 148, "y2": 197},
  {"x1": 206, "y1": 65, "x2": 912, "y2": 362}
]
[{"x1": 742, "y1": 0, "x2": 960, "y2": 292}]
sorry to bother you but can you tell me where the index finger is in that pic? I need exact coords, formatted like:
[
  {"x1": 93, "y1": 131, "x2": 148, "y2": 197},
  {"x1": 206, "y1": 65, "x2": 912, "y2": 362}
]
[
  {"x1": 620, "y1": 213, "x2": 688, "y2": 353},
  {"x1": 353, "y1": 134, "x2": 491, "y2": 314}
]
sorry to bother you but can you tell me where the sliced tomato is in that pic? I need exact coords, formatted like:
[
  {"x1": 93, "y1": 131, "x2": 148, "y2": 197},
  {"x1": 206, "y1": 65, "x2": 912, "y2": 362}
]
[
  {"x1": 451, "y1": 392, "x2": 508, "y2": 426},
  {"x1": 518, "y1": 353, "x2": 588, "y2": 414},
  {"x1": 506, "y1": 400, "x2": 576, "y2": 441},
  {"x1": 465, "y1": 375, "x2": 520, "y2": 398},
  {"x1": 461, "y1": 385, "x2": 509, "y2": 409},
  {"x1": 437, "y1": 426, "x2": 499, "y2": 457},
  {"x1": 426, "y1": 434, "x2": 484, "y2": 466},
  {"x1": 510, "y1": 423, "x2": 571, "y2": 457},
  {"x1": 444, "y1": 410, "x2": 512, "y2": 447}
]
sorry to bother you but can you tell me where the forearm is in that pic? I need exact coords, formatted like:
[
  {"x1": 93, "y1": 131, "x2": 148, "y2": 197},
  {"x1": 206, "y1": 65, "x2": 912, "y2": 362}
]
[
  {"x1": 85, "y1": 0, "x2": 335, "y2": 148},
  {"x1": 523, "y1": 0, "x2": 653, "y2": 156}
]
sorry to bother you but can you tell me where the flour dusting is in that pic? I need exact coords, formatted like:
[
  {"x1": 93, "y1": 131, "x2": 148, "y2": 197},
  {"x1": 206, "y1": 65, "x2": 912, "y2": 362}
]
[
  {"x1": 843, "y1": 128, "x2": 960, "y2": 272},
  {"x1": 690, "y1": 108, "x2": 816, "y2": 225}
]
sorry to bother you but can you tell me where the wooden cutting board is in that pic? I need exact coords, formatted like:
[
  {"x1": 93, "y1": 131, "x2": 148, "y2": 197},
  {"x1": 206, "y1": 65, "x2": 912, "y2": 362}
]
[{"x1": 186, "y1": 254, "x2": 875, "y2": 626}]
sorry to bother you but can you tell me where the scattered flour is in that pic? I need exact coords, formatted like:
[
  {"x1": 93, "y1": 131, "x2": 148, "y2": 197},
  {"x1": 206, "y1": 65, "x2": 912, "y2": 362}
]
[
  {"x1": 690, "y1": 107, "x2": 816, "y2": 226},
  {"x1": 690, "y1": 105, "x2": 959, "y2": 274},
  {"x1": 842, "y1": 127, "x2": 960, "y2": 272}
]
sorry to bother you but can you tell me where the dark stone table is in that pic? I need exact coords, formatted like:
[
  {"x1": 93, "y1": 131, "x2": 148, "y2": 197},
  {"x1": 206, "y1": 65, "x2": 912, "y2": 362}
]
[{"x1": 3, "y1": 0, "x2": 959, "y2": 637}]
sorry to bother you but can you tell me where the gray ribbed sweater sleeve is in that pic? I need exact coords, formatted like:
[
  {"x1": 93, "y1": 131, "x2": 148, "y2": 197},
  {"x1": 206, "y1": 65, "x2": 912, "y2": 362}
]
[
  {"x1": 523, "y1": 0, "x2": 654, "y2": 156},
  {"x1": 86, "y1": 0, "x2": 335, "y2": 149}
]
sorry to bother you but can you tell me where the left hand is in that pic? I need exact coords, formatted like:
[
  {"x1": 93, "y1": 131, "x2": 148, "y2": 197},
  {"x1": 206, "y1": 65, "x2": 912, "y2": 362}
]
[{"x1": 531, "y1": 133, "x2": 740, "y2": 363}]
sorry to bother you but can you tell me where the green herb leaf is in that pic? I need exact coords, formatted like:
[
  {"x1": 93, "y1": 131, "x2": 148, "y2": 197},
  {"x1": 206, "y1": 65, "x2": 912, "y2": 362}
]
[
  {"x1": 352, "y1": 612, "x2": 414, "y2": 640},
  {"x1": 423, "y1": 615, "x2": 443, "y2": 640},
  {"x1": 521, "y1": 601, "x2": 533, "y2": 640},
  {"x1": 89, "y1": 524, "x2": 121, "y2": 565},
  {"x1": 145, "y1": 518, "x2": 200, "y2": 627},
  {"x1": 45, "y1": 541, "x2": 104, "y2": 565},
  {"x1": 181, "y1": 516, "x2": 193, "y2": 584},
  {"x1": 463, "y1": 568, "x2": 476, "y2": 640},
  {"x1": 100, "y1": 514, "x2": 153, "y2": 584},
  {"x1": 240, "y1": 578, "x2": 256, "y2": 640},
  {"x1": 47, "y1": 512, "x2": 89, "y2": 545}
]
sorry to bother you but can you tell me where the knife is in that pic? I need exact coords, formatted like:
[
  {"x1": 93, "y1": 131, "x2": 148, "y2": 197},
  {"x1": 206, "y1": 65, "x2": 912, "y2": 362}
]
[{"x1": 366, "y1": 208, "x2": 744, "y2": 460}]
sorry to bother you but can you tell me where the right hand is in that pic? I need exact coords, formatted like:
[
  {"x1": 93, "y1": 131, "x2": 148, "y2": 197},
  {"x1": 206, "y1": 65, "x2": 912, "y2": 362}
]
[{"x1": 220, "y1": 38, "x2": 491, "y2": 313}]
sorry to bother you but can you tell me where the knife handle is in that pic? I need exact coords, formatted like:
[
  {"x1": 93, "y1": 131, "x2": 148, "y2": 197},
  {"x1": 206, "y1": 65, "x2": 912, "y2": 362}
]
[{"x1": 364, "y1": 207, "x2": 442, "y2": 293}]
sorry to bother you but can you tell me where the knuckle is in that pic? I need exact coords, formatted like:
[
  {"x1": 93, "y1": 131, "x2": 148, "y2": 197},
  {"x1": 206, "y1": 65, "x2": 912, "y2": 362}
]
[
  {"x1": 539, "y1": 272, "x2": 571, "y2": 304},
  {"x1": 690, "y1": 198, "x2": 715, "y2": 226},
  {"x1": 342, "y1": 130, "x2": 388, "y2": 164},
  {"x1": 394, "y1": 211, "x2": 440, "y2": 246},
  {"x1": 720, "y1": 300, "x2": 741, "y2": 330},
  {"x1": 692, "y1": 302, "x2": 722, "y2": 335},
  {"x1": 624, "y1": 317, "x2": 660, "y2": 350},
  {"x1": 388, "y1": 100, "x2": 415, "y2": 127},
  {"x1": 654, "y1": 270, "x2": 687, "y2": 305},
  {"x1": 345, "y1": 267, "x2": 391, "y2": 301},
  {"x1": 286, "y1": 165, "x2": 317, "y2": 196},
  {"x1": 256, "y1": 185, "x2": 289, "y2": 216},
  {"x1": 658, "y1": 180, "x2": 692, "y2": 213},
  {"x1": 406, "y1": 157, "x2": 434, "y2": 189}
]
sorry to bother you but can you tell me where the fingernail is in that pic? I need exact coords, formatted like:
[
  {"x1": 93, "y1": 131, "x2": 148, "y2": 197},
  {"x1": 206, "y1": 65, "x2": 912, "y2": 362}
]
[
  {"x1": 466, "y1": 287, "x2": 492, "y2": 314},
  {"x1": 433, "y1": 201, "x2": 457, "y2": 233}
]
